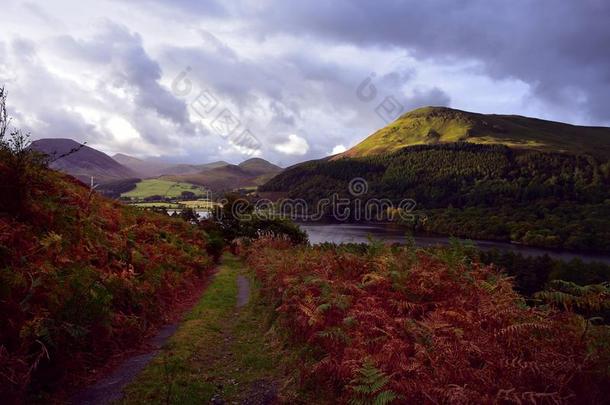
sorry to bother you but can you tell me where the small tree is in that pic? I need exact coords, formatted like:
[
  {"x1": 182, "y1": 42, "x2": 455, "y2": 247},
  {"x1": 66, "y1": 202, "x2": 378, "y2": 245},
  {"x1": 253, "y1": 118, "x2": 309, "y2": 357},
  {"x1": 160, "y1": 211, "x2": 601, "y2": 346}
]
[
  {"x1": 180, "y1": 207, "x2": 199, "y2": 223},
  {"x1": 0, "y1": 87, "x2": 47, "y2": 216},
  {"x1": 180, "y1": 190, "x2": 196, "y2": 200}
]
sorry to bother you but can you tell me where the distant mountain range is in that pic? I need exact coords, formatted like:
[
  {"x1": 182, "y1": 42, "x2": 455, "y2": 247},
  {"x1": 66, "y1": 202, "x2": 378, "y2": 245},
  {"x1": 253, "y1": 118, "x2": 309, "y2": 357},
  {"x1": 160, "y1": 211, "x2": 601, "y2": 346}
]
[
  {"x1": 340, "y1": 106, "x2": 610, "y2": 158},
  {"x1": 32, "y1": 106, "x2": 610, "y2": 197},
  {"x1": 163, "y1": 158, "x2": 283, "y2": 192},
  {"x1": 112, "y1": 153, "x2": 230, "y2": 178},
  {"x1": 31, "y1": 138, "x2": 283, "y2": 192}
]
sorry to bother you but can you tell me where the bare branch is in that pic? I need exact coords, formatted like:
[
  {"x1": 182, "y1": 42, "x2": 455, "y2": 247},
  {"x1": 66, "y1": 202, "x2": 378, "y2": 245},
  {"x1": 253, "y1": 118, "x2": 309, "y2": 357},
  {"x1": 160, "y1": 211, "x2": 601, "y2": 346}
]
[
  {"x1": 0, "y1": 86, "x2": 9, "y2": 141},
  {"x1": 48, "y1": 142, "x2": 88, "y2": 163}
]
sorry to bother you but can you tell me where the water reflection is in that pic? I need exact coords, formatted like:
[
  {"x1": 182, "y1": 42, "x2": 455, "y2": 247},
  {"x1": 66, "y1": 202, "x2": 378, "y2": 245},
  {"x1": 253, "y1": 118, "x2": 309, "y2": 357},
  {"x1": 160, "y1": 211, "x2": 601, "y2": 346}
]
[{"x1": 299, "y1": 223, "x2": 610, "y2": 264}]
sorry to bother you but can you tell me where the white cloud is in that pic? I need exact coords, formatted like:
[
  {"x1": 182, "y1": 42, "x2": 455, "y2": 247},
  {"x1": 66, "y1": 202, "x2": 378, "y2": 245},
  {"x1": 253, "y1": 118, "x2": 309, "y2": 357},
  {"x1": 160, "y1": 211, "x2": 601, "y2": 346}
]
[
  {"x1": 331, "y1": 144, "x2": 346, "y2": 155},
  {"x1": 274, "y1": 134, "x2": 309, "y2": 156},
  {"x1": 106, "y1": 116, "x2": 141, "y2": 142}
]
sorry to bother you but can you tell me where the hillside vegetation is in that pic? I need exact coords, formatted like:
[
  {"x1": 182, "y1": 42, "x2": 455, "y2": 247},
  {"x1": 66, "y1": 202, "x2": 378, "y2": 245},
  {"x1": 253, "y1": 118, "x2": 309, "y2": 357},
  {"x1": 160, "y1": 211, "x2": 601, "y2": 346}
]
[
  {"x1": 0, "y1": 135, "x2": 214, "y2": 400},
  {"x1": 243, "y1": 237, "x2": 610, "y2": 403},
  {"x1": 262, "y1": 143, "x2": 610, "y2": 252},
  {"x1": 342, "y1": 106, "x2": 610, "y2": 158}
]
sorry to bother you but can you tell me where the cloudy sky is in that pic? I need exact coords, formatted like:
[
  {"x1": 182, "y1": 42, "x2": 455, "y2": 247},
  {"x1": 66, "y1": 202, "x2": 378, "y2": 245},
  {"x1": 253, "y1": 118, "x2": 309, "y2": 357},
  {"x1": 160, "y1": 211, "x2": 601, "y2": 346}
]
[{"x1": 1, "y1": 0, "x2": 609, "y2": 166}]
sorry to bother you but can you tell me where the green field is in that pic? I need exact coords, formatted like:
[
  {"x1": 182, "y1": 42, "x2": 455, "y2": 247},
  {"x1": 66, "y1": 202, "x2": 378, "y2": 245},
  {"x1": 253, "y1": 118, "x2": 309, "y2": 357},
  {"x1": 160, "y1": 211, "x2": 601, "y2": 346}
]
[
  {"x1": 129, "y1": 202, "x2": 181, "y2": 208},
  {"x1": 130, "y1": 200, "x2": 220, "y2": 209},
  {"x1": 121, "y1": 179, "x2": 208, "y2": 199}
]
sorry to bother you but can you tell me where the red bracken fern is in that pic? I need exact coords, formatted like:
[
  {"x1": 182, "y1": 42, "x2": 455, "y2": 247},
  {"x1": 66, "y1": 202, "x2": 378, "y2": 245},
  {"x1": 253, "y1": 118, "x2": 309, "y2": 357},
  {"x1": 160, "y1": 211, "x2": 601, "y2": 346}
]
[
  {"x1": 0, "y1": 168, "x2": 214, "y2": 400},
  {"x1": 244, "y1": 237, "x2": 610, "y2": 404}
]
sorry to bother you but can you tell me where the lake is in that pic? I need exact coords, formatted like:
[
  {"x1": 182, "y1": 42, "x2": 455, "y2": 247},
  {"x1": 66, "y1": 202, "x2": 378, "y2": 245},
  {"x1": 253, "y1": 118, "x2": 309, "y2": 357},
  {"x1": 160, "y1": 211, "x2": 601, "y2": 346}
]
[{"x1": 299, "y1": 222, "x2": 610, "y2": 264}]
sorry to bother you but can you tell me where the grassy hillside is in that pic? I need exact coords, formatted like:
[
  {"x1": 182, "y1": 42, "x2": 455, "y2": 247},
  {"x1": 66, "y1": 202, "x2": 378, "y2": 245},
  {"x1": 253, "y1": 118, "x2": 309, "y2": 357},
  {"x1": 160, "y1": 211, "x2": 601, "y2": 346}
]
[
  {"x1": 0, "y1": 144, "x2": 214, "y2": 400},
  {"x1": 165, "y1": 165, "x2": 254, "y2": 192},
  {"x1": 343, "y1": 106, "x2": 610, "y2": 158},
  {"x1": 121, "y1": 179, "x2": 208, "y2": 199}
]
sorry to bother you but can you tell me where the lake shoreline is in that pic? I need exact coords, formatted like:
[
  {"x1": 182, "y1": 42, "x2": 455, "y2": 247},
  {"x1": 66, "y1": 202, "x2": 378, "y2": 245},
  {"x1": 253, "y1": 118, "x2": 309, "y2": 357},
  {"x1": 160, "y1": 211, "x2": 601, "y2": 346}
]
[{"x1": 298, "y1": 222, "x2": 610, "y2": 265}]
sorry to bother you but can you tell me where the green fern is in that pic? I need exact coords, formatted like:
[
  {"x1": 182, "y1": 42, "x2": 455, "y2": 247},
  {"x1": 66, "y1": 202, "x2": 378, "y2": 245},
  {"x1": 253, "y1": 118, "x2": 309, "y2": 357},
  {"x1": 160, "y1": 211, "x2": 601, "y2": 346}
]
[
  {"x1": 534, "y1": 280, "x2": 610, "y2": 313},
  {"x1": 317, "y1": 327, "x2": 349, "y2": 343},
  {"x1": 349, "y1": 360, "x2": 399, "y2": 405}
]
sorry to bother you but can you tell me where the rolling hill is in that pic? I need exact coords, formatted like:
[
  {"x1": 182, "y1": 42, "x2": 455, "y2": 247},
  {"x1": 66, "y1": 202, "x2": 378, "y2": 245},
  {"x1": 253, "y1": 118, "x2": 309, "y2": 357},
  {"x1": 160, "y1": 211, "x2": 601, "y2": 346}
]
[
  {"x1": 166, "y1": 158, "x2": 282, "y2": 192},
  {"x1": 31, "y1": 138, "x2": 137, "y2": 183},
  {"x1": 238, "y1": 158, "x2": 282, "y2": 176},
  {"x1": 341, "y1": 106, "x2": 610, "y2": 158}
]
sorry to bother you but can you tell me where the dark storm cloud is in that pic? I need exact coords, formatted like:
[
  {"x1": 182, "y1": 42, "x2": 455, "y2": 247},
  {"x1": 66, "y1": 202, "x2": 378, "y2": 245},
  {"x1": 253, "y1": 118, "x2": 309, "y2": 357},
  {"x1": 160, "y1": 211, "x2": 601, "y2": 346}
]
[
  {"x1": 408, "y1": 88, "x2": 451, "y2": 110},
  {"x1": 36, "y1": 107, "x2": 98, "y2": 140},
  {"x1": 237, "y1": 0, "x2": 610, "y2": 123}
]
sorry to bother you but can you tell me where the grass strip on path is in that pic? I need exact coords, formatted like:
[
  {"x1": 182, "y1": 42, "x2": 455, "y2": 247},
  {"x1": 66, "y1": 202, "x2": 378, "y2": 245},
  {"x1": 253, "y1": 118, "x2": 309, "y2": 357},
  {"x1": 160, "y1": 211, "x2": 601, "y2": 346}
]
[{"x1": 120, "y1": 253, "x2": 294, "y2": 404}]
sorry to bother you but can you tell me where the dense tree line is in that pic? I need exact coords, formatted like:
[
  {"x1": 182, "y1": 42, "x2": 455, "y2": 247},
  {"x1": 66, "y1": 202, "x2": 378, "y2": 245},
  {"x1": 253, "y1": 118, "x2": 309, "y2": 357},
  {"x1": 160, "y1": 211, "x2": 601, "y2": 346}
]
[
  {"x1": 478, "y1": 250, "x2": 610, "y2": 296},
  {"x1": 96, "y1": 177, "x2": 140, "y2": 198},
  {"x1": 261, "y1": 143, "x2": 610, "y2": 252}
]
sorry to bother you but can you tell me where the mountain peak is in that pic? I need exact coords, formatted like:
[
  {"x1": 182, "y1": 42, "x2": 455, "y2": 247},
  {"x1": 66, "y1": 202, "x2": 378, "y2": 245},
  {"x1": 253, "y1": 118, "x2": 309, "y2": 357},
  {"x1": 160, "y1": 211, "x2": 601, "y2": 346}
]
[
  {"x1": 241, "y1": 157, "x2": 268, "y2": 164},
  {"x1": 341, "y1": 106, "x2": 610, "y2": 158},
  {"x1": 400, "y1": 105, "x2": 462, "y2": 117},
  {"x1": 31, "y1": 138, "x2": 137, "y2": 182},
  {"x1": 238, "y1": 157, "x2": 282, "y2": 175}
]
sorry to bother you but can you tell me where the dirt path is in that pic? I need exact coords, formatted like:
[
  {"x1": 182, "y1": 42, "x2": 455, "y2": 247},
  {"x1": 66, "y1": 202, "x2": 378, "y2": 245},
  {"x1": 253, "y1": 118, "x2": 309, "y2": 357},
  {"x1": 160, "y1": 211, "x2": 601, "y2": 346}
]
[
  {"x1": 69, "y1": 274, "x2": 212, "y2": 405},
  {"x1": 236, "y1": 275, "x2": 251, "y2": 307},
  {"x1": 118, "y1": 254, "x2": 292, "y2": 404},
  {"x1": 69, "y1": 324, "x2": 179, "y2": 404}
]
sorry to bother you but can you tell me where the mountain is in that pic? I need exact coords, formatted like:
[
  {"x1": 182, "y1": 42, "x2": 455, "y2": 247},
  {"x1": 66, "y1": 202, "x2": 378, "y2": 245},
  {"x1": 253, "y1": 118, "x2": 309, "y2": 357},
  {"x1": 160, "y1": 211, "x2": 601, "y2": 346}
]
[
  {"x1": 112, "y1": 153, "x2": 171, "y2": 178},
  {"x1": 238, "y1": 158, "x2": 282, "y2": 176},
  {"x1": 341, "y1": 106, "x2": 610, "y2": 158},
  {"x1": 166, "y1": 158, "x2": 282, "y2": 192},
  {"x1": 261, "y1": 108, "x2": 610, "y2": 253},
  {"x1": 31, "y1": 138, "x2": 137, "y2": 183}
]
